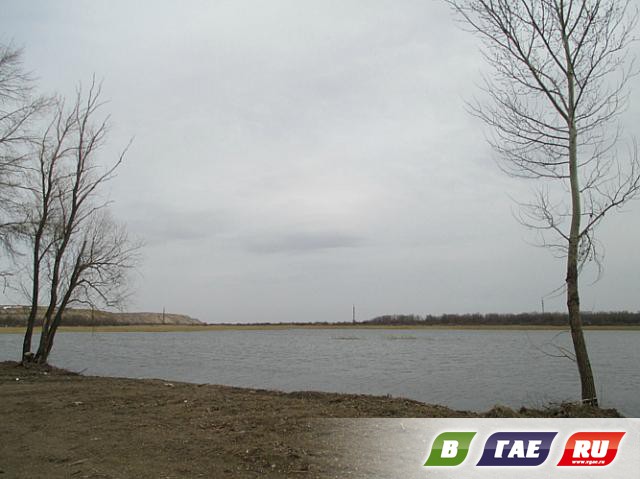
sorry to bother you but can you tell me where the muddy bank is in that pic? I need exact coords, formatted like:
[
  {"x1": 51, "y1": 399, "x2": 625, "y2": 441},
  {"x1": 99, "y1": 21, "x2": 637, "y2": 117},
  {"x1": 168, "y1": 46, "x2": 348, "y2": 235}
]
[{"x1": 0, "y1": 362, "x2": 619, "y2": 478}]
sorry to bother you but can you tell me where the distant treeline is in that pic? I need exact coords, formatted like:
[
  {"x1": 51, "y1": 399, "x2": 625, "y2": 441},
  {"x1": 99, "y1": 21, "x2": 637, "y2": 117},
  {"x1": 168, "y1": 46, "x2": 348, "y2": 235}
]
[{"x1": 365, "y1": 312, "x2": 640, "y2": 327}]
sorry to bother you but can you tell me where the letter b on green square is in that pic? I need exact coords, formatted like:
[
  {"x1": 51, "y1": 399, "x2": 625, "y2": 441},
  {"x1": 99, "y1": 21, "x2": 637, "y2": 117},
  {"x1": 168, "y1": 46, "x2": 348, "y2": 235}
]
[{"x1": 424, "y1": 432, "x2": 477, "y2": 466}]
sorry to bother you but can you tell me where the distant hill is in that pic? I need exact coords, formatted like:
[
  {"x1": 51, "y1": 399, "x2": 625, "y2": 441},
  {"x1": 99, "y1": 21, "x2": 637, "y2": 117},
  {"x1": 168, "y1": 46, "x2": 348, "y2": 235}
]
[{"x1": 0, "y1": 306, "x2": 203, "y2": 327}]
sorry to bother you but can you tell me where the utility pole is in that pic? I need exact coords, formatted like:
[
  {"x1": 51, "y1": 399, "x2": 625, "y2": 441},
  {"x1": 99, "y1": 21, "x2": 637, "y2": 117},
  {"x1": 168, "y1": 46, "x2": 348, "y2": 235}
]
[{"x1": 352, "y1": 304, "x2": 356, "y2": 324}]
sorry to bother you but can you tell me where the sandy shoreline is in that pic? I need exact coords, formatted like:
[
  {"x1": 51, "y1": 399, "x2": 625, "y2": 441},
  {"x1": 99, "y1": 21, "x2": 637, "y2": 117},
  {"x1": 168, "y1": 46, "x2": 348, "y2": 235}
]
[{"x1": 0, "y1": 361, "x2": 620, "y2": 478}]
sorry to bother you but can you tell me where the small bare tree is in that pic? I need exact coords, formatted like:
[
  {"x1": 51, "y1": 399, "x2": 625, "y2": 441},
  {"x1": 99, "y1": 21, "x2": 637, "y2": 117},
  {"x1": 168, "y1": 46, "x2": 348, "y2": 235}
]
[
  {"x1": 18, "y1": 79, "x2": 140, "y2": 364},
  {"x1": 446, "y1": 0, "x2": 640, "y2": 406}
]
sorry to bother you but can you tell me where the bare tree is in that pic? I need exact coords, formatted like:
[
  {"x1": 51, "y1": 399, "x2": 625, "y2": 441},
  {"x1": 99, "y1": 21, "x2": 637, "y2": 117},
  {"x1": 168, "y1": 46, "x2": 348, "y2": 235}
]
[
  {"x1": 18, "y1": 79, "x2": 140, "y2": 364},
  {"x1": 19, "y1": 102, "x2": 73, "y2": 361},
  {"x1": 446, "y1": 0, "x2": 640, "y2": 406},
  {"x1": 35, "y1": 211, "x2": 141, "y2": 362},
  {"x1": 0, "y1": 44, "x2": 48, "y2": 259}
]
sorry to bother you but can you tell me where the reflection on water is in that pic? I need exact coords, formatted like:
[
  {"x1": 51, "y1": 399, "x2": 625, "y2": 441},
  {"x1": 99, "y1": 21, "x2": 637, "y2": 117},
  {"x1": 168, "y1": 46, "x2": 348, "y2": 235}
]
[{"x1": 0, "y1": 328, "x2": 637, "y2": 416}]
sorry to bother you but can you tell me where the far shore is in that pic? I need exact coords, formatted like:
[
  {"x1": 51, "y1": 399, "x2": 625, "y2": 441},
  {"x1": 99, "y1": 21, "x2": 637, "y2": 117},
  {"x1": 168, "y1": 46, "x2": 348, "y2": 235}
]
[{"x1": 1, "y1": 323, "x2": 639, "y2": 334}]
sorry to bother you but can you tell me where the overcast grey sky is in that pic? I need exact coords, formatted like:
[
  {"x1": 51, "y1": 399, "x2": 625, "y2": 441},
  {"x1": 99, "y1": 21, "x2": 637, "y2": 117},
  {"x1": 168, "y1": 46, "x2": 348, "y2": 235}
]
[{"x1": 2, "y1": 1, "x2": 639, "y2": 323}]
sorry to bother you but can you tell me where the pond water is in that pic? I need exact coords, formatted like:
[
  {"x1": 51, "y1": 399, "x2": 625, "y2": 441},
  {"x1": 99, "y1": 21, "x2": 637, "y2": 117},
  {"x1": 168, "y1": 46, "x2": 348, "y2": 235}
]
[{"x1": 1, "y1": 328, "x2": 637, "y2": 416}]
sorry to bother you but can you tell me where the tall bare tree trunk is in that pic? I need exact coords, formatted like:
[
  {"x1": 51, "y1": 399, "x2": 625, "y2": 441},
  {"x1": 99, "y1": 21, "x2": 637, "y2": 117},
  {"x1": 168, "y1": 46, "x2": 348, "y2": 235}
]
[
  {"x1": 21, "y1": 243, "x2": 40, "y2": 362},
  {"x1": 566, "y1": 75, "x2": 598, "y2": 406},
  {"x1": 23, "y1": 209, "x2": 49, "y2": 362},
  {"x1": 566, "y1": 253, "x2": 597, "y2": 405},
  {"x1": 36, "y1": 249, "x2": 84, "y2": 364},
  {"x1": 37, "y1": 308, "x2": 63, "y2": 364},
  {"x1": 34, "y1": 285, "x2": 59, "y2": 364},
  {"x1": 560, "y1": 20, "x2": 598, "y2": 406}
]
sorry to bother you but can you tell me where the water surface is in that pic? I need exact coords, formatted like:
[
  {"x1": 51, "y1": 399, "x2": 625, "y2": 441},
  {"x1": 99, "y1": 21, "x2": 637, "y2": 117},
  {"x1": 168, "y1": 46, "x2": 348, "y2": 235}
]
[{"x1": 1, "y1": 328, "x2": 637, "y2": 416}]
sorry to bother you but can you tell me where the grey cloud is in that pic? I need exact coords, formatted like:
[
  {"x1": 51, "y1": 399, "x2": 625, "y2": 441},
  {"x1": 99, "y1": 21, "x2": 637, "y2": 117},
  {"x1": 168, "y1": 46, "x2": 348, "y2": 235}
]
[
  {"x1": 246, "y1": 232, "x2": 364, "y2": 254},
  {"x1": 123, "y1": 203, "x2": 227, "y2": 246}
]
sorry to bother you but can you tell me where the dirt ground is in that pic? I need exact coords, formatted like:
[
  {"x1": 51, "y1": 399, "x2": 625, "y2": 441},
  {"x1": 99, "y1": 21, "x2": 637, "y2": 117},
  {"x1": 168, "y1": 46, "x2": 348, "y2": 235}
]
[{"x1": 0, "y1": 361, "x2": 619, "y2": 479}]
